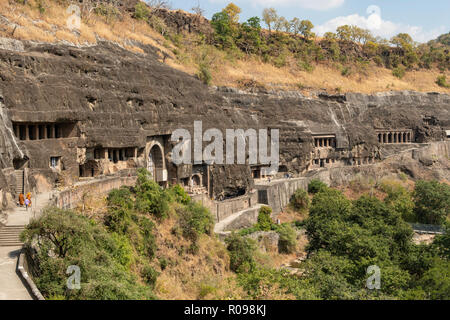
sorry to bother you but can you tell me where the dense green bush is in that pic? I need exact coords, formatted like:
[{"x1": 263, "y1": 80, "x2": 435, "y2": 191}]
[
  {"x1": 225, "y1": 233, "x2": 256, "y2": 273},
  {"x1": 178, "y1": 201, "x2": 214, "y2": 242},
  {"x1": 413, "y1": 180, "x2": 450, "y2": 225},
  {"x1": 105, "y1": 187, "x2": 135, "y2": 234},
  {"x1": 135, "y1": 168, "x2": 169, "y2": 219},
  {"x1": 21, "y1": 208, "x2": 153, "y2": 300},
  {"x1": 290, "y1": 188, "x2": 310, "y2": 212},
  {"x1": 256, "y1": 206, "x2": 273, "y2": 231},
  {"x1": 392, "y1": 66, "x2": 406, "y2": 79},
  {"x1": 380, "y1": 180, "x2": 416, "y2": 222},
  {"x1": 141, "y1": 265, "x2": 159, "y2": 289},
  {"x1": 277, "y1": 224, "x2": 297, "y2": 254},
  {"x1": 436, "y1": 74, "x2": 450, "y2": 88},
  {"x1": 166, "y1": 184, "x2": 191, "y2": 205},
  {"x1": 139, "y1": 216, "x2": 157, "y2": 259},
  {"x1": 307, "y1": 179, "x2": 328, "y2": 194},
  {"x1": 134, "y1": 2, "x2": 150, "y2": 21},
  {"x1": 197, "y1": 63, "x2": 212, "y2": 85}
]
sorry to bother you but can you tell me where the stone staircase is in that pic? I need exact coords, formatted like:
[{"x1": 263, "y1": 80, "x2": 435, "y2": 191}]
[
  {"x1": 14, "y1": 170, "x2": 24, "y2": 197},
  {"x1": 0, "y1": 225, "x2": 24, "y2": 247}
]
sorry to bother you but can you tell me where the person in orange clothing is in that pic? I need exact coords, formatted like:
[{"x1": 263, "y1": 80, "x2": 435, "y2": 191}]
[
  {"x1": 18, "y1": 193, "x2": 25, "y2": 207},
  {"x1": 26, "y1": 192, "x2": 32, "y2": 207}
]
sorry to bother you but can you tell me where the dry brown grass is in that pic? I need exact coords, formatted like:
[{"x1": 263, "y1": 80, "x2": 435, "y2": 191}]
[
  {"x1": 0, "y1": 0, "x2": 174, "y2": 53},
  {"x1": 150, "y1": 212, "x2": 247, "y2": 300},
  {"x1": 211, "y1": 56, "x2": 450, "y2": 94},
  {"x1": 1, "y1": 0, "x2": 448, "y2": 95}
]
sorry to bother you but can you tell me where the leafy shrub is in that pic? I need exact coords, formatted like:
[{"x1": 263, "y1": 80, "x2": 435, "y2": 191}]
[
  {"x1": 105, "y1": 187, "x2": 135, "y2": 234},
  {"x1": 178, "y1": 201, "x2": 214, "y2": 242},
  {"x1": 197, "y1": 63, "x2": 212, "y2": 85},
  {"x1": 149, "y1": 15, "x2": 169, "y2": 36},
  {"x1": 341, "y1": 66, "x2": 351, "y2": 76},
  {"x1": 436, "y1": 75, "x2": 450, "y2": 88},
  {"x1": 21, "y1": 207, "x2": 153, "y2": 300},
  {"x1": 237, "y1": 225, "x2": 260, "y2": 236},
  {"x1": 225, "y1": 233, "x2": 256, "y2": 273},
  {"x1": 135, "y1": 169, "x2": 169, "y2": 219},
  {"x1": 277, "y1": 224, "x2": 297, "y2": 254},
  {"x1": 380, "y1": 180, "x2": 415, "y2": 222},
  {"x1": 110, "y1": 233, "x2": 134, "y2": 268},
  {"x1": 134, "y1": 2, "x2": 150, "y2": 21},
  {"x1": 257, "y1": 206, "x2": 273, "y2": 231},
  {"x1": 392, "y1": 66, "x2": 406, "y2": 79},
  {"x1": 94, "y1": 4, "x2": 120, "y2": 23},
  {"x1": 307, "y1": 179, "x2": 328, "y2": 194},
  {"x1": 290, "y1": 188, "x2": 310, "y2": 212},
  {"x1": 141, "y1": 265, "x2": 159, "y2": 289},
  {"x1": 413, "y1": 180, "x2": 450, "y2": 225},
  {"x1": 166, "y1": 184, "x2": 191, "y2": 205},
  {"x1": 139, "y1": 216, "x2": 157, "y2": 259},
  {"x1": 198, "y1": 282, "x2": 217, "y2": 299},
  {"x1": 159, "y1": 257, "x2": 169, "y2": 270}
]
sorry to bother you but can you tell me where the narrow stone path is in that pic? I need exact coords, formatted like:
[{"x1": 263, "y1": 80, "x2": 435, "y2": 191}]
[{"x1": 0, "y1": 192, "x2": 52, "y2": 300}]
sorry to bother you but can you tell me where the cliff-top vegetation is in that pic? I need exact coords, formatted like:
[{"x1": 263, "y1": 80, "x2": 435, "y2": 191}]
[{"x1": 0, "y1": 0, "x2": 449, "y2": 94}]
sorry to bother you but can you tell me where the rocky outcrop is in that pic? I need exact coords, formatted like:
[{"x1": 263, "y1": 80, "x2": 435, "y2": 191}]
[{"x1": 0, "y1": 38, "x2": 448, "y2": 209}]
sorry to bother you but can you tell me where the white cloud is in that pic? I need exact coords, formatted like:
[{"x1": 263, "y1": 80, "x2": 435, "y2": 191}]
[
  {"x1": 313, "y1": 5, "x2": 446, "y2": 43},
  {"x1": 209, "y1": 0, "x2": 345, "y2": 11}
]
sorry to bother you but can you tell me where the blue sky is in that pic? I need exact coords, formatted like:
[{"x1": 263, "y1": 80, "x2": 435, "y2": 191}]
[{"x1": 166, "y1": 0, "x2": 449, "y2": 43}]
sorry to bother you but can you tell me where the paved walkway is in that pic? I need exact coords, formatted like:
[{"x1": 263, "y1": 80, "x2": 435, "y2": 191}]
[{"x1": 0, "y1": 192, "x2": 52, "y2": 300}]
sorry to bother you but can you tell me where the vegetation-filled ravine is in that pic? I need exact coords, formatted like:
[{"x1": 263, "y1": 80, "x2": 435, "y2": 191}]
[{"x1": 21, "y1": 170, "x2": 450, "y2": 300}]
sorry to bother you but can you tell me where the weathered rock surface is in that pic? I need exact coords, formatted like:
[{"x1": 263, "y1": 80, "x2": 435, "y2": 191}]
[{"x1": 0, "y1": 38, "x2": 448, "y2": 209}]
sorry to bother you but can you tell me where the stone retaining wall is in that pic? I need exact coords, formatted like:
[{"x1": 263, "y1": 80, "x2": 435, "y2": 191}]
[
  {"x1": 53, "y1": 175, "x2": 137, "y2": 209},
  {"x1": 191, "y1": 190, "x2": 258, "y2": 222}
]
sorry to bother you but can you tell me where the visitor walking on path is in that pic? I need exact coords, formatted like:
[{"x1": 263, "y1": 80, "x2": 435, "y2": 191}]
[
  {"x1": 24, "y1": 198, "x2": 30, "y2": 211},
  {"x1": 18, "y1": 193, "x2": 24, "y2": 207},
  {"x1": 26, "y1": 192, "x2": 32, "y2": 208}
]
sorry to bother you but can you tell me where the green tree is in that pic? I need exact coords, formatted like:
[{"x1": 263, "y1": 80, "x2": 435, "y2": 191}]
[
  {"x1": 299, "y1": 20, "x2": 315, "y2": 39},
  {"x1": 262, "y1": 8, "x2": 278, "y2": 33},
  {"x1": 277, "y1": 224, "x2": 297, "y2": 253},
  {"x1": 178, "y1": 201, "x2": 214, "y2": 242},
  {"x1": 307, "y1": 179, "x2": 328, "y2": 194},
  {"x1": 223, "y1": 2, "x2": 241, "y2": 25},
  {"x1": 324, "y1": 32, "x2": 338, "y2": 40},
  {"x1": 211, "y1": 11, "x2": 235, "y2": 48},
  {"x1": 21, "y1": 208, "x2": 153, "y2": 300},
  {"x1": 413, "y1": 180, "x2": 450, "y2": 225},
  {"x1": 381, "y1": 180, "x2": 415, "y2": 222},
  {"x1": 257, "y1": 206, "x2": 273, "y2": 231},
  {"x1": 274, "y1": 16, "x2": 290, "y2": 33},
  {"x1": 290, "y1": 17, "x2": 301, "y2": 35},
  {"x1": 417, "y1": 258, "x2": 450, "y2": 300},
  {"x1": 225, "y1": 233, "x2": 257, "y2": 273},
  {"x1": 135, "y1": 168, "x2": 169, "y2": 219},
  {"x1": 238, "y1": 17, "x2": 263, "y2": 54},
  {"x1": 290, "y1": 188, "x2": 310, "y2": 212},
  {"x1": 336, "y1": 25, "x2": 352, "y2": 41}
]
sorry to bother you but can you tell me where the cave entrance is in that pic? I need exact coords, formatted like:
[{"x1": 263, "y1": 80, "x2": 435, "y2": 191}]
[
  {"x1": 191, "y1": 174, "x2": 201, "y2": 187},
  {"x1": 148, "y1": 144, "x2": 165, "y2": 183},
  {"x1": 13, "y1": 157, "x2": 29, "y2": 170}
]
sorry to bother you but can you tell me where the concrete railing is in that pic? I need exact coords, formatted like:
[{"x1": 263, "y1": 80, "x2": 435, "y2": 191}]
[
  {"x1": 17, "y1": 250, "x2": 45, "y2": 300},
  {"x1": 53, "y1": 175, "x2": 137, "y2": 210},
  {"x1": 410, "y1": 223, "x2": 445, "y2": 235}
]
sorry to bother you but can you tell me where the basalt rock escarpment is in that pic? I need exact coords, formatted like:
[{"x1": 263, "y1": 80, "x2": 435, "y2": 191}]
[{"x1": 0, "y1": 38, "x2": 448, "y2": 210}]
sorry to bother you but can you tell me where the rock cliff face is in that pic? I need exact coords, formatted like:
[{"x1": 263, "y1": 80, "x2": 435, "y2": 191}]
[{"x1": 0, "y1": 39, "x2": 448, "y2": 208}]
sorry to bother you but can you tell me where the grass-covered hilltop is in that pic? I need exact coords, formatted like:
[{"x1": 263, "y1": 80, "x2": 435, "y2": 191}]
[
  {"x1": 0, "y1": 0, "x2": 449, "y2": 93},
  {"x1": 21, "y1": 170, "x2": 450, "y2": 300}
]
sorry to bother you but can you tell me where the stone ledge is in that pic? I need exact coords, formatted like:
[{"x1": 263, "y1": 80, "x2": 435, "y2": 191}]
[{"x1": 16, "y1": 249, "x2": 45, "y2": 300}]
